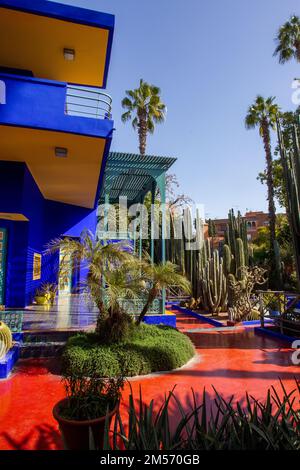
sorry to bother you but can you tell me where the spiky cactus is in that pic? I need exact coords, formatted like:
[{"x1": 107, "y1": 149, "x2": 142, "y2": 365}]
[
  {"x1": 223, "y1": 244, "x2": 232, "y2": 276},
  {"x1": 0, "y1": 322, "x2": 13, "y2": 359},
  {"x1": 200, "y1": 248, "x2": 228, "y2": 313},
  {"x1": 277, "y1": 121, "x2": 300, "y2": 285},
  {"x1": 225, "y1": 209, "x2": 249, "y2": 267}
]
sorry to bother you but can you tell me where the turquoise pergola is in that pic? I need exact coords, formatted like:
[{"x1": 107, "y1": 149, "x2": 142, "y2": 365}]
[{"x1": 99, "y1": 151, "x2": 176, "y2": 314}]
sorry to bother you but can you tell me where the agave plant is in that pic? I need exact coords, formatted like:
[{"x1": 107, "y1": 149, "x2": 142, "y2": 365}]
[{"x1": 103, "y1": 380, "x2": 300, "y2": 450}]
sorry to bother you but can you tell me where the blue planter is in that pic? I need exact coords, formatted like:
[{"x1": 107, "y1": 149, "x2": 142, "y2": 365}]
[{"x1": 0, "y1": 344, "x2": 20, "y2": 379}]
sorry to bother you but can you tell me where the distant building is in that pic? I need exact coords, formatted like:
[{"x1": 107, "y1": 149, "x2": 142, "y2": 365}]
[{"x1": 208, "y1": 211, "x2": 269, "y2": 243}]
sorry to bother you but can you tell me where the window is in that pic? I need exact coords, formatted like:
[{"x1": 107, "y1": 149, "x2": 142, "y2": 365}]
[{"x1": 33, "y1": 253, "x2": 42, "y2": 280}]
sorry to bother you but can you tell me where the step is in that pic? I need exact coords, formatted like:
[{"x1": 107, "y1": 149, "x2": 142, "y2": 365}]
[{"x1": 19, "y1": 341, "x2": 66, "y2": 358}]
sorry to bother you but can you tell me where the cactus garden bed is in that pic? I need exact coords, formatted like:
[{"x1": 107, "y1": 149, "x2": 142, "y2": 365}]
[{"x1": 62, "y1": 323, "x2": 195, "y2": 377}]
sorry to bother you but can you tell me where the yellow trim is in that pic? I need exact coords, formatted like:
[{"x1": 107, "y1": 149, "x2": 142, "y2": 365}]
[
  {"x1": 0, "y1": 213, "x2": 29, "y2": 221},
  {"x1": 0, "y1": 9, "x2": 109, "y2": 87},
  {"x1": 33, "y1": 253, "x2": 42, "y2": 281},
  {"x1": 0, "y1": 126, "x2": 106, "y2": 208}
]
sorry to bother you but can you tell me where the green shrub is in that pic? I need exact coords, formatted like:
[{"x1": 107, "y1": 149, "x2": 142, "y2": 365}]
[{"x1": 62, "y1": 324, "x2": 195, "y2": 377}]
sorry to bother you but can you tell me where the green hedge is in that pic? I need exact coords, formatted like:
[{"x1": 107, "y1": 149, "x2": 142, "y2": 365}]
[{"x1": 62, "y1": 324, "x2": 195, "y2": 377}]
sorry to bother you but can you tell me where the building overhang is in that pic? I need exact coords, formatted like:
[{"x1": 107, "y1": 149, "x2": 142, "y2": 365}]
[
  {"x1": 0, "y1": 126, "x2": 110, "y2": 209},
  {"x1": 0, "y1": 212, "x2": 29, "y2": 221},
  {"x1": 0, "y1": 0, "x2": 115, "y2": 87}
]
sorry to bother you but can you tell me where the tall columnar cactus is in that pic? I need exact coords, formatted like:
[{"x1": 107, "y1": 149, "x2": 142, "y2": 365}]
[
  {"x1": 277, "y1": 121, "x2": 300, "y2": 285},
  {"x1": 222, "y1": 243, "x2": 232, "y2": 276},
  {"x1": 225, "y1": 209, "x2": 249, "y2": 267},
  {"x1": 0, "y1": 322, "x2": 13, "y2": 359},
  {"x1": 200, "y1": 248, "x2": 228, "y2": 313},
  {"x1": 235, "y1": 238, "x2": 246, "y2": 279}
]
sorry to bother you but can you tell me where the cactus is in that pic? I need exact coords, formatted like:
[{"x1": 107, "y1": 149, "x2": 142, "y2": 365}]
[
  {"x1": 235, "y1": 238, "x2": 246, "y2": 279},
  {"x1": 277, "y1": 121, "x2": 300, "y2": 285},
  {"x1": 225, "y1": 209, "x2": 249, "y2": 268},
  {"x1": 0, "y1": 322, "x2": 13, "y2": 359},
  {"x1": 223, "y1": 244, "x2": 232, "y2": 276},
  {"x1": 200, "y1": 248, "x2": 228, "y2": 313}
]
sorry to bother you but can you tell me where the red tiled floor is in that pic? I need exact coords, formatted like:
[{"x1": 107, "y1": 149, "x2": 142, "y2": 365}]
[
  {"x1": 169, "y1": 309, "x2": 215, "y2": 330},
  {"x1": 0, "y1": 313, "x2": 299, "y2": 450}
]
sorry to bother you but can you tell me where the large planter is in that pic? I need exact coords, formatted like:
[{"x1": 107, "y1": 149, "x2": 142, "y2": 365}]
[
  {"x1": 53, "y1": 398, "x2": 117, "y2": 450},
  {"x1": 35, "y1": 296, "x2": 48, "y2": 306}
]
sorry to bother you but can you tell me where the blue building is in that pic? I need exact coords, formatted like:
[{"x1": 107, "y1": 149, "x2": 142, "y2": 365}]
[{"x1": 0, "y1": 0, "x2": 115, "y2": 307}]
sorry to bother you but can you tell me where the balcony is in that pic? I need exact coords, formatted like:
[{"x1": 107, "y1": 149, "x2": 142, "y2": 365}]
[
  {"x1": 0, "y1": 72, "x2": 113, "y2": 138},
  {"x1": 66, "y1": 85, "x2": 112, "y2": 120},
  {"x1": 0, "y1": 73, "x2": 114, "y2": 209}
]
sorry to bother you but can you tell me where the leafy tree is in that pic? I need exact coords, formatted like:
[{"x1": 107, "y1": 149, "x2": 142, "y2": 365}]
[
  {"x1": 121, "y1": 79, "x2": 166, "y2": 155},
  {"x1": 257, "y1": 109, "x2": 300, "y2": 212},
  {"x1": 245, "y1": 96, "x2": 281, "y2": 286},
  {"x1": 137, "y1": 261, "x2": 191, "y2": 325},
  {"x1": 47, "y1": 231, "x2": 140, "y2": 337},
  {"x1": 274, "y1": 15, "x2": 300, "y2": 64},
  {"x1": 252, "y1": 215, "x2": 296, "y2": 289}
]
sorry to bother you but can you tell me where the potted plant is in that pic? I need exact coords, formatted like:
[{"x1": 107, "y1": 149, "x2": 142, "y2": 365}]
[
  {"x1": 34, "y1": 283, "x2": 58, "y2": 306},
  {"x1": 53, "y1": 373, "x2": 124, "y2": 450}
]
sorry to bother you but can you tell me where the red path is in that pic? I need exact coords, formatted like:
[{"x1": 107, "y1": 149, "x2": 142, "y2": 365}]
[{"x1": 0, "y1": 309, "x2": 299, "y2": 450}]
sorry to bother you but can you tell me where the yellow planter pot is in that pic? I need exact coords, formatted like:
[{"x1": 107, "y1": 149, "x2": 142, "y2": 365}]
[{"x1": 35, "y1": 296, "x2": 49, "y2": 305}]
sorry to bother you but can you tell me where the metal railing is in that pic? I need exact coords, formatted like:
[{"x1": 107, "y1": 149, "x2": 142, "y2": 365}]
[
  {"x1": 65, "y1": 85, "x2": 112, "y2": 120},
  {"x1": 97, "y1": 231, "x2": 134, "y2": 240},
  {"x1": 0, "y1": 311, "x2": 24, "y2": 333},
  {"x1": 256, "y1": 290, "x2": 300, "y2": 337}
]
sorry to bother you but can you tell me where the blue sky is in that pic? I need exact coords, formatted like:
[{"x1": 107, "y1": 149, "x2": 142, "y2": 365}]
[{"x1": 53, "y1": 0, "x2": 300, "y2": 217}]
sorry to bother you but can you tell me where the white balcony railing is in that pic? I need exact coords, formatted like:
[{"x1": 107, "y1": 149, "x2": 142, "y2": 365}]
[{"x1": 65, "y1": 85, "x2": 112, "y2": 119}]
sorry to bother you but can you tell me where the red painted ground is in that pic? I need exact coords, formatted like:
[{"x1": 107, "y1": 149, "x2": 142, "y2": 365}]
[{"x1": 0, "y1": 312, "x2": 299, "y2": 450}]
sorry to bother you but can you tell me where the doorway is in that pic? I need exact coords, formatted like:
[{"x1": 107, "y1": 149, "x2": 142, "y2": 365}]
[{"x1": 0, "y1": 228, "x2": 7, "y2": 305}]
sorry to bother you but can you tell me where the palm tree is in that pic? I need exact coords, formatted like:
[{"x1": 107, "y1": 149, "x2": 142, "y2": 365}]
[
  {"x1": 137, "y1": 261, "x2": 191, "y2": 325},
  {"x1": 121, "y1": 79, "x2": 166, "y2": 155},
  {"x1": 47, "y1": 231, "x2": 138, "y2": 335},
  {"x1": 274, "y1": 15, "x2": 300, "y2": 64},
  {"x1": 245, "y1": 96, "x2": 282, "y2": 286}
]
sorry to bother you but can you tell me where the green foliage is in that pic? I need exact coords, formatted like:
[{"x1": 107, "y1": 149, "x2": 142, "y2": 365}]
[
  {"x1": 62, "y1": 324, "x2": 195, "y2": 378},
  {"x1": 121, "y1": 79, "x2": 166, "y2": 155},
  {"x1": 245, "y1": 95, "x2": 279, "y2": 134},
  {"x1": 258, "y1": 110, "x2": 300, "y2": 210},
  {"x1": 138, "y1": 260, "x2": 191, "y2": 324},
  {"x1": 274, "y1": 15, "x2": 300, "y2": 64},
  {"x1": 104, "y1": 380, "x2": 300, "y2": 450},
  {"x1": 59, "y1": 373, "x2": 124, "y2": 421},
  {"x1": 278, "y1": 119, "x2": 300, "y2": 287}
]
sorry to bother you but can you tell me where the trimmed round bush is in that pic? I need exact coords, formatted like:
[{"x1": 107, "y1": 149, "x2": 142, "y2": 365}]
[{"x1": 62, "y1": 323, "x2": 195, "y2": 377}]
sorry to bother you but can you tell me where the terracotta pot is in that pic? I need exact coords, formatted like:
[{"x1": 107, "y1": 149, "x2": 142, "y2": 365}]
[{"x1": 53, "y1": 398, "x2": 118, "y2": 450}]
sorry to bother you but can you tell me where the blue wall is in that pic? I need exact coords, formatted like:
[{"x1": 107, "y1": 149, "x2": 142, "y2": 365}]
[
  {"x1": 0, "y1": 161, "x2": 98, "y2": 307},
  {"x1": 0, "y1": 73, "x2": 114, "y2": 139}
]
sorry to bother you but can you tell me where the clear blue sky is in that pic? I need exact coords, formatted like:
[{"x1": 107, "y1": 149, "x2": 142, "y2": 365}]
[{"x1": 53, "y1": 0, "x2": 300, "y2": 217}]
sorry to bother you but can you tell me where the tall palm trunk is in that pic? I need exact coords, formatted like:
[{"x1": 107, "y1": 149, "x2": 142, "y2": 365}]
[
  {"x1": 261, "y1": 119, "x2": 281, "y2": 287},
  {"x1": 262, "y1": 119, "x2": 276, "y2": 248},
  {"x1": 295, "y1": 39, "x2": 300, "y2": 61},
  {"x1": 138, "y1": 109, "x2": 147, "y2": 155}
]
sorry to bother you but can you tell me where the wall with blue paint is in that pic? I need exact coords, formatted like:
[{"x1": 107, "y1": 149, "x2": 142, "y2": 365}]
[
  {"x1": 0, "y1": 73, "x2": 114, "y2": 139},
  {"x1": 0, "y1": 161, "x2": 98, "y2": 307},
  {"x1": 143, "y1": 314, "x2": 176, "y2": 328}
]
